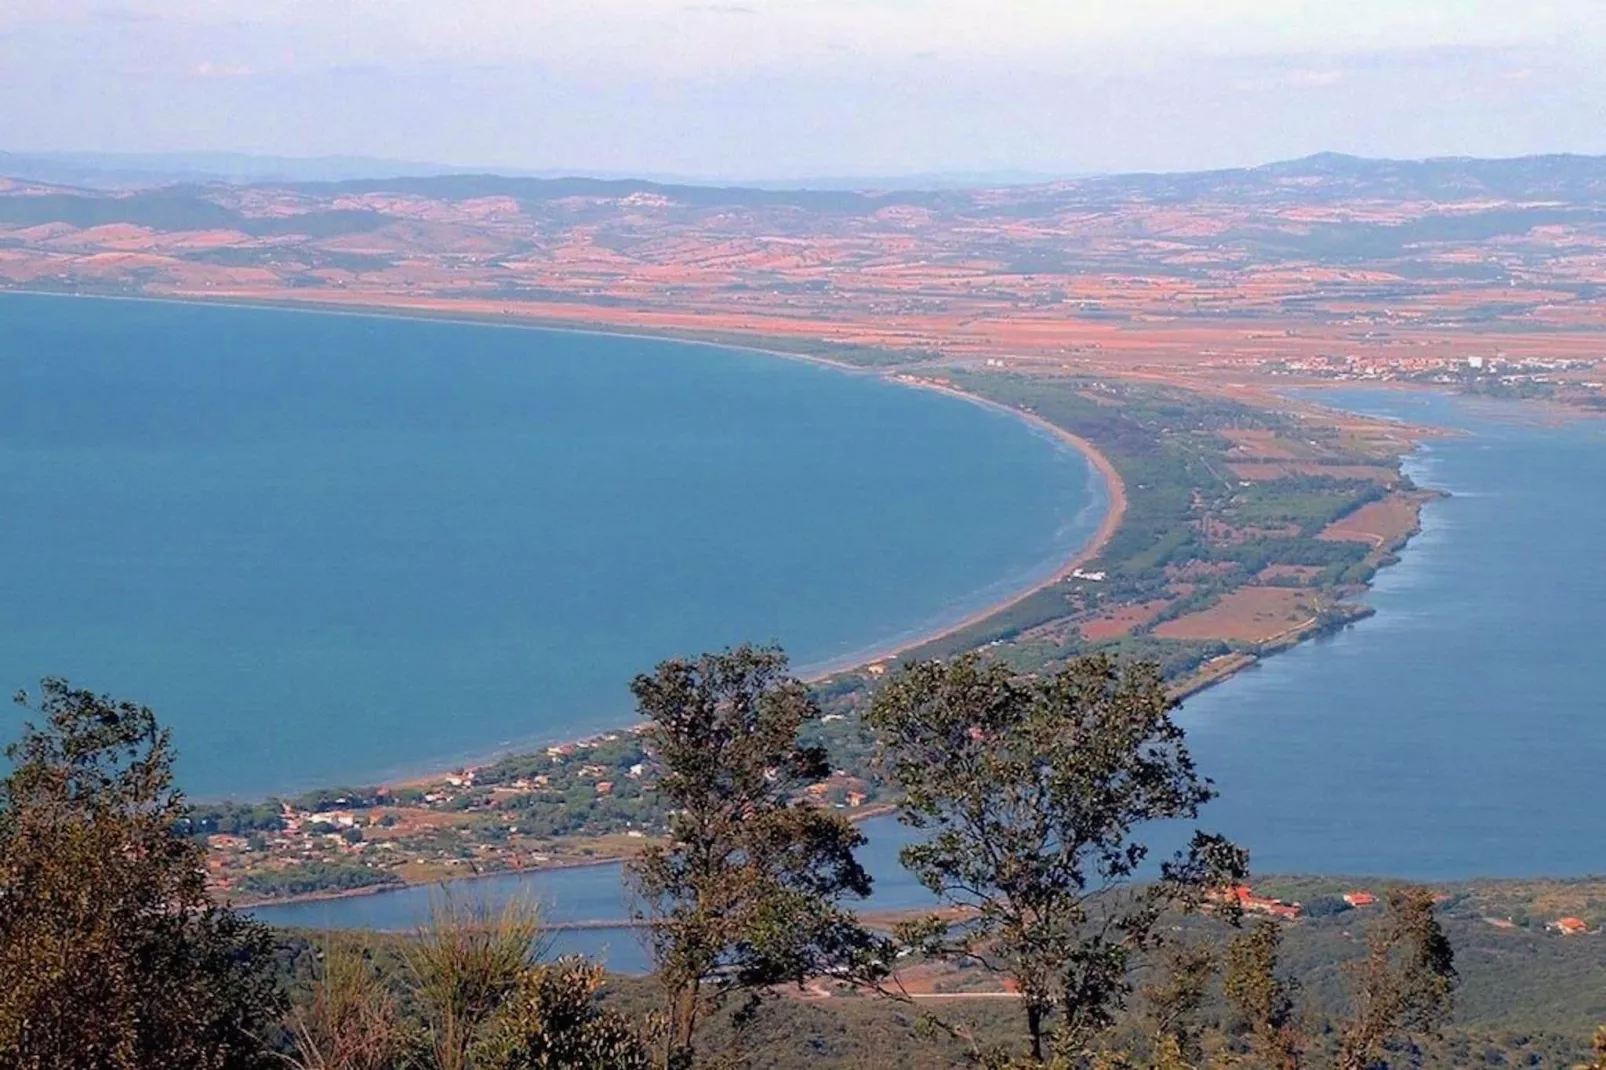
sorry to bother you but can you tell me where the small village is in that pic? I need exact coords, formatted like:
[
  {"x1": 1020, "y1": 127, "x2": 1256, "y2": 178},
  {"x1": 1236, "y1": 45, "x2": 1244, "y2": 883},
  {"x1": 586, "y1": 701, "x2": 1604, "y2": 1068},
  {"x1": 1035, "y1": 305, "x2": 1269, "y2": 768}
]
[
  {"x1": 1255, "y1": 350, "x2": 1604, "y2": 398},
  {"x1": 197, "y1": 721, "x2": 881, "y2": 904}
]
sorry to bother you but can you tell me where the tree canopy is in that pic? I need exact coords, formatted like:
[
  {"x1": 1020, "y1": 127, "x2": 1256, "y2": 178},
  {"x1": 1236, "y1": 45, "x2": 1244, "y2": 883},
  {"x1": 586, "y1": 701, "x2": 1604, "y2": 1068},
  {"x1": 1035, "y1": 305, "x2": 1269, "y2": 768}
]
[
  {"x1": 868, "y1": 653, "x2": 1247, "y2": 1063},
  {"x1": 0, "y1": 679, "x2": 284, "y2": 1069},
  {"x1": 626, "y1": 645, "x2": 890, "y2": 1067}
]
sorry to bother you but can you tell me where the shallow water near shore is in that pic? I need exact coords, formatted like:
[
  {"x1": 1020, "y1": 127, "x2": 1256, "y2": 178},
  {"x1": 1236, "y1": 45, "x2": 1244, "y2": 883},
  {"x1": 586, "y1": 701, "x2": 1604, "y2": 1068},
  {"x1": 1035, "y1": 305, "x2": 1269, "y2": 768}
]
[
  {"x1": 0, "y1": 292, "x2": 1102, "y2": 797},
  {"x1": 252, "y1": 388, "x2": 1606, "y2": 962},
  {"x1": 1180, "y1": 388, "x2": 1606, "y2": 879}
]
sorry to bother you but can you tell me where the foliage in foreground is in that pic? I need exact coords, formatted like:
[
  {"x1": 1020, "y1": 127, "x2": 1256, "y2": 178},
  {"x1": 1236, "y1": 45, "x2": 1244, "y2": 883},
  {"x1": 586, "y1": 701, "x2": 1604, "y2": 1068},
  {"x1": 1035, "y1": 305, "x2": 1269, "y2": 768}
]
[
  {"x1": 0, "y1": 680, "x2": 283, "y2": 1069},
  {"x1": 2, "y1": 658, "x2": 1599, "y2": 1068},
  {"x1": 869, "y1": 653, "x2": 1247, "y2": 1063},
  {"x1": 626, "y1": 644, "x2": 891, "y2": 1068},
  {"x1": 288, "y1": 896, "x2": 653, "y2": 1070}
]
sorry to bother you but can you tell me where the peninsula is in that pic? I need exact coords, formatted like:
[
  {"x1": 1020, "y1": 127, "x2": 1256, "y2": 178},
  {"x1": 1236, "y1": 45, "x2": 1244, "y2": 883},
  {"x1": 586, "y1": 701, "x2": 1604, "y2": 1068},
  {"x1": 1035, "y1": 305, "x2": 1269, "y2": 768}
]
[{"x1": 3, "y1": 153, "x2": 1598, "y2": 901}]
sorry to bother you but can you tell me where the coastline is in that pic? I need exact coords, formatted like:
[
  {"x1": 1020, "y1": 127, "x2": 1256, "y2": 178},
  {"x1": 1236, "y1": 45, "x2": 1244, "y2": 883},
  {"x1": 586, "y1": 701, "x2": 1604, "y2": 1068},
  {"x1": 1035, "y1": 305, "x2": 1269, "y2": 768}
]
[
  {"x1": 2, "y1": 288, "x2": 1127, "y2": 690},
  {"x1": 37, "y1": 290, "x2": 1464, "y2": 907},
  {"x1": 5, "y1": 290, "x2": 1443, "y2": 875},
  {"x1": 799, "y1": 385, "x2": 1127, "y2": 677},
  {"x1": 242, "y1": 802, "x2": 904, "y2": 915}
]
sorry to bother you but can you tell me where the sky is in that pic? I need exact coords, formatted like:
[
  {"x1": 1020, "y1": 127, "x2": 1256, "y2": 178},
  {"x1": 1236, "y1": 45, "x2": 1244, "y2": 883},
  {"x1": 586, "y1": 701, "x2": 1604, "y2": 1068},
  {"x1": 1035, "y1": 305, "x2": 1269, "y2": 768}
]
[{"x1": 3, "y1": 0, "x2": 1605, "y2": 180}]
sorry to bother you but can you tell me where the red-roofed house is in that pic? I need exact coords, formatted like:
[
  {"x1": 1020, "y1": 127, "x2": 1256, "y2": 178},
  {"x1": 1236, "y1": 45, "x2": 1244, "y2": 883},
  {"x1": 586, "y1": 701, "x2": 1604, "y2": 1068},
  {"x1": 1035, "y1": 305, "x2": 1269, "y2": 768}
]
[{"x1": 1214, "y1": 885, "x2": 1303, "y2": 921}]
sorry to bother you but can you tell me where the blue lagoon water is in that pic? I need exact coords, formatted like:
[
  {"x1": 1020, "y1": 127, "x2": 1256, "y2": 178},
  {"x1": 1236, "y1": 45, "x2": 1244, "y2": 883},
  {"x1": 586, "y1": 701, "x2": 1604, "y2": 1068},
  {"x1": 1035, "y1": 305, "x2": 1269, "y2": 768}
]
[
  {"x1": 1183, "y1": 388, "x2": 1606, "y2": 879},
  {"x1": 0, "y1": 293, "x2": 1104, "y2": 797},
  {"x1": 252, "y1": 387, "x2": 1606, "y2": 958},
  {"x1": 249, "y1": 821, "x2": 933, "y2": 974}
]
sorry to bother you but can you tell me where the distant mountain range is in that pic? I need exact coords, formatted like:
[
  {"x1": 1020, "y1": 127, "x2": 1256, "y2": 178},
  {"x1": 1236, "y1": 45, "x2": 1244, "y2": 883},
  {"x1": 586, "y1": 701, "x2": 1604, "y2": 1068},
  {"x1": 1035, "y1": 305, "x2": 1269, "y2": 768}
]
[
  {"x1": 4, "y1": 151, "x2": 1606, "y2": 211},
  {"x1": 0, "y1": 150, "x2": 1078, "y2": 192},
  {"x1": 0, "y1": 151, "x2": 513, "y2": 189}
]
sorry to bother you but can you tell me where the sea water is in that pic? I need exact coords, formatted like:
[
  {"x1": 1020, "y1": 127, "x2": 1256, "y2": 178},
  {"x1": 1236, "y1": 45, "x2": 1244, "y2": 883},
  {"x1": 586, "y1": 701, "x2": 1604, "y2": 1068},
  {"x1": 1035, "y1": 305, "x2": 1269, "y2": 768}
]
[
  {"x1": 252, "y1": 388, "x2": 1606, "y2": 960},
  {"x1": 1182, "y1": 388, "x2": 1606, "y2": 879},
  {"x1": 0, "y1": 293, "x2": 1103, "y2": 798}
]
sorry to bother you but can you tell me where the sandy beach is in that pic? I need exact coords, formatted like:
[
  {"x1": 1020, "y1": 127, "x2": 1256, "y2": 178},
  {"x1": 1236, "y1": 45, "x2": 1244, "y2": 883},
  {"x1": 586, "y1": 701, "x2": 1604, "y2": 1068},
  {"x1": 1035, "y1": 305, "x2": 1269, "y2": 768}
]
[{"x1": 19, "y1": 288, "x2": 1130, "y2": 690}]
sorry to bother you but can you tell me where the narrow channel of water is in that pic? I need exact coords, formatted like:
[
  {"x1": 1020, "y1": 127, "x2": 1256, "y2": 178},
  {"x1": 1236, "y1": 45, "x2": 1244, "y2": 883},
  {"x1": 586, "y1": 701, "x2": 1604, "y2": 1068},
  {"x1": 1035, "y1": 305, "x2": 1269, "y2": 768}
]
[{"x1": 254, "y1": 390, "x2": 1606, "y2": 967}]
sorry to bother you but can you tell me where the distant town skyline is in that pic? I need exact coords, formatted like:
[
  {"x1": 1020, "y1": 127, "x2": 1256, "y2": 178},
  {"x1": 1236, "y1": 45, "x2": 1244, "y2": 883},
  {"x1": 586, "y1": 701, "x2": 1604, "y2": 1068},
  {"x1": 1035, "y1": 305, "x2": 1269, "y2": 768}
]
[{"x1": 3, "y1": 1, "x2": 1604, "y2": 181}]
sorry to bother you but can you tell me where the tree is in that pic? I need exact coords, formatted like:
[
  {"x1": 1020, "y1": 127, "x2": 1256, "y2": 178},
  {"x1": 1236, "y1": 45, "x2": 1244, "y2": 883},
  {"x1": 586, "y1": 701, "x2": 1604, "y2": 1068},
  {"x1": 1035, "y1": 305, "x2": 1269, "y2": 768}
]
[
  {"x1": 290, "y1": 896, "x2": 652, "y2": 1070},
  {"x1": 625, "y1": 645, "x2": 889, "y2": 1069},
  {"x1": 867, "y1": 653, "x2": 1246, "y2": 1065},
  {"x1": 407, "y1": 893, "x2": 549, "y2": 1070},
  {"x1": 1336, "y1": 888, "x2": 1456, "y2": 1070},
  {"x1": 1141, "y1": 942, "x2": 1216, "y2": 1070},
  {"x1": 0, "y1": 679, "x2": 284, "y2": 1069},
  {"x1": 478, "y1": 957, "x2": 654, "y2": 1070},
  {"x1": 1224, "y1": 920, "x2": 1303, "y2": 1069}
]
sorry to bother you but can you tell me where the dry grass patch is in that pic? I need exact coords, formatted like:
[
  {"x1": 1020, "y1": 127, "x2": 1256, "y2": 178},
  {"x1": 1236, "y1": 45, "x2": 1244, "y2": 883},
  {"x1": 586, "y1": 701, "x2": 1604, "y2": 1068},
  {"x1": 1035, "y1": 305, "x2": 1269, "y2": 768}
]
[
  {"x1": 1318, "y1": 495, "x2": 1423, "y2": 548},
  {"x1": 1229, "y1": 461, "x2": 1399, "y2": 482},
  {"x1": 1256, "y1": 564, "x2": 1326, "y2": 585},
  {"x1": 1076, "y1": 599, "x2": 1172, "y2": 641},
  {"x1": 1154, "y1": 587, "x2": 1317, "y2": 643}
]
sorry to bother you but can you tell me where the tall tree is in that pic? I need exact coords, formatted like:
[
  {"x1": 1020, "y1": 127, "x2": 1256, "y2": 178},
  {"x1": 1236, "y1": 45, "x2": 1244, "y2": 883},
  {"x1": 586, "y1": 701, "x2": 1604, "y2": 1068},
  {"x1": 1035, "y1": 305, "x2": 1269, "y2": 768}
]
[
  {"x1": 868, "y1": 653, "x2": 1246, "y2": 1065},
  {"x1": 626, "y1": 645, "x2": 889, "y2": 1069},
  {"x1": 1223, "y1": 920, "x2": 1303, "y2": 1069},
  {"x1": 1336, "y1": 888, "x2": 1456, "y2": 1070},
  {"x1": 1141, "y1": 942, "x2": 1217, "y2": 1070},
  {"x1": 0, "y1": 679, "x2": 284, "y2": 1069}
]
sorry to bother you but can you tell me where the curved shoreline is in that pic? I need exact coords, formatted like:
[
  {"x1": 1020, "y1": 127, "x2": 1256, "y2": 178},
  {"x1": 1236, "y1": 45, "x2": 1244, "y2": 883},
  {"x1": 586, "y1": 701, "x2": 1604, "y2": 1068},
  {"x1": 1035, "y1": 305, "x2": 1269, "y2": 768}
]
[
  {"x1": 820, "y1": 376, "x2": 1127, "y2": 676},
  {"x1": 4, "y1": 288, "x2": 1127, "y2": 691}
]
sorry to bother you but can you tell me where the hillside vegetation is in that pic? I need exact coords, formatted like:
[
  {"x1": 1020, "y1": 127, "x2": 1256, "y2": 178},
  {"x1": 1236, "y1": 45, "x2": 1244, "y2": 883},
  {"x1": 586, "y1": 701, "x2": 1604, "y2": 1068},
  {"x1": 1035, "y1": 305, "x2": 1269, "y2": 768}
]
[{"x1": 5, "y1": 654, "x2": 1606, "y2": 1068}]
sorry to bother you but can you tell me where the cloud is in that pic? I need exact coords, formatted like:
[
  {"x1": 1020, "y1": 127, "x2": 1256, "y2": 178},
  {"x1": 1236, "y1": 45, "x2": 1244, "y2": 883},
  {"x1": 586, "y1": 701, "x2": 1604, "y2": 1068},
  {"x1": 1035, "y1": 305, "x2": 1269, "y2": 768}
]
[
  {"x1": 91, "y1": 6, "x2": 165, "y2": 23},
  {"x1": 2, "y1": 1, "x2": 1603, "y2": 174},
  {"x1": 1285, "y1": 69, "x2": 1344, "y2": 88},
  {"x1": 191, "y1": 60, "x2": 254, "y2": 78}
]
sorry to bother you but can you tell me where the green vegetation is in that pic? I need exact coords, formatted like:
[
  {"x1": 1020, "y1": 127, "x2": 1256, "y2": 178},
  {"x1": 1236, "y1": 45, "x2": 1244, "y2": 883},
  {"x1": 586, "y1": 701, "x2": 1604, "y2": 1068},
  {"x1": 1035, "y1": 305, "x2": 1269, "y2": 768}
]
[
  {"x1": 237, "y1": 862, "x2": 403, "y2": 899},
  {"x1": 1, "y1": 680, "x2": 284, "y2": 1068},
  {"x1": 5, "y1": 663, "x2": 1606, "y2": 1067},
  {"x1": 868, "y1": 653, "x2": 1246, "y2": 1062},
  {"x1": 872, "y1": 373, "x2": 1404, "y2": 675},
  {"x1": 285, "y1": 897, "x2": 653, "y2": 1070},
  {"x1": 625, "y1": 645, "x2": 889, "y2": 1068},
  {"x1": 188, "y1": 799, "x2": 288, "y2": 835}
]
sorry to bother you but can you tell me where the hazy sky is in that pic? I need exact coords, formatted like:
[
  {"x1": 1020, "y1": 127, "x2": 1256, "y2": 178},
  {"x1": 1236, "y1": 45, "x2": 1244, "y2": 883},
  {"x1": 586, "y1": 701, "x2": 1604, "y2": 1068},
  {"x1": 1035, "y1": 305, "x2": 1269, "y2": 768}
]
[{"x1": 3, "y1": 1, "x2": 1605, "y2": 179}]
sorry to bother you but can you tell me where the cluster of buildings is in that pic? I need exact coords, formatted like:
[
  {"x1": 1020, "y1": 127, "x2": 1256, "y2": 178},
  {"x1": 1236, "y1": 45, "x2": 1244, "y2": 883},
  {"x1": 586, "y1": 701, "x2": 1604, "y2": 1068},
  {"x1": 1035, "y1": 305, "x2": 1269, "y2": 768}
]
[
  {"x1": 1263, "y1": 351, "x2": 1601, "y2": 389},
  {"x1": 1215, "y1": 885, "x2": 1304, "y2": 921},
  {"x1": 1548, "y1": 917, "x2": 1592, "y2": 936},
  {"x1": 1211, "y1": 885, "x2": 1383, "y2": 922}
]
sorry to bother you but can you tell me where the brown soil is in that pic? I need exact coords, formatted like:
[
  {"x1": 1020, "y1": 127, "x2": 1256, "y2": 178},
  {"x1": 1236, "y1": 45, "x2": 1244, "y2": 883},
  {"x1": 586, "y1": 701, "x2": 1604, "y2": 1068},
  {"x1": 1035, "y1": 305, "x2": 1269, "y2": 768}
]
[
  {"x1": 1154, "y1": 587, "x2": 1317, "y2": 643},
  {"x1": 1318, "y1": 496, "x2": 1424, "y2": 549},
  {"x1": 1076, "y1": 599, "x2": 1171, "y2": 641}
]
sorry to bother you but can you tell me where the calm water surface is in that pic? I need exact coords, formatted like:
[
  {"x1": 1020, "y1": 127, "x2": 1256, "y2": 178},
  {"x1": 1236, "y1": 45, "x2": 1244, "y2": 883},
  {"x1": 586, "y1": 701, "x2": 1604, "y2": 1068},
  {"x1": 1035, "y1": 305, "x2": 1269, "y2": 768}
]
[
  {"x1": 0, "y1": 293, "x2": 1103, "y2": 797},
  {"x1": 1183, "y1": 388, "x2": 1606, "y2": 879},
  {"x1": 254, "y1": 388, "x2": 1606, "y2": 962}
]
